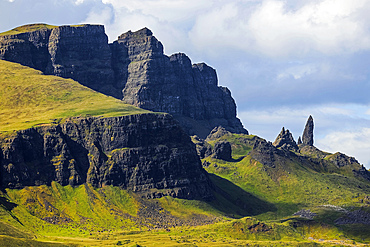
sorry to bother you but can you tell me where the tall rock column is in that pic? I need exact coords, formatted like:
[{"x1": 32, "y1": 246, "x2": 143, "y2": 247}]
[{"x1": 302, "y1": 115, "x2": 314, "y2": 146}]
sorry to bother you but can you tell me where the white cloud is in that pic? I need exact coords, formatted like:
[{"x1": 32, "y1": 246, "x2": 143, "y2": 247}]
[
  {"x1": 277, "y1": 63, "x2": 318, "y2": 80},
  {"x1": 190, "y1": 0, "x2": 370, "y2": 58},
  {"x1": 102, "y1": 0, "x2": 210, "y2": 22},
  {"x1": 84, "y1": 6, "x2": 113, "y2": 26},
  {"x1": 317, "y1": 128, "x2": 370, "y2": 168}
]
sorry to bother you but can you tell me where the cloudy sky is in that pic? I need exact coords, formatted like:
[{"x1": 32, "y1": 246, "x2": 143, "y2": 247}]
[{"x1": 1, "y1": 0, "x2": 370, "y2": 168}]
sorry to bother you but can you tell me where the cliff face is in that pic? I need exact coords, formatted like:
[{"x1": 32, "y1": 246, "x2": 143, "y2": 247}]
[
  {"x1": 113, "y1": 28, "x2": 246, "y2": 137},
  {"x1": 0, "y1": 24, "x2": 120, "y2": 98},
  {"x1": 0, "y1": 24, "x2": 247, "y2": 138},
  {"x1": 0, "y1": 114, "x2": 213, "y2": 200}
]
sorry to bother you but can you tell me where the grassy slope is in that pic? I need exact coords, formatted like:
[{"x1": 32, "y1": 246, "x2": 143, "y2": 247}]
[
  {"x1": 0, "y1": 60, "x2": 150, "y2": 132},
  {"x1": 204, "y1": 133, "x2": 370, "y2": 212},
  {"x1": 0, "y1": 149, "x2": 368, "y2": 246},
  {"x1": 0, "y1": 184, "x2": 338, "y2": 247},
  {"x1": 0, "y1": 23, "x2": 87, "y2": 36},
  {"x1": 201, "y1": 133, "x2": 370, "y2": 244}
]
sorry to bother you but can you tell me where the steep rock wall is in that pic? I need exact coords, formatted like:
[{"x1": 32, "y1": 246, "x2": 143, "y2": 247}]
[
  {"x1": 113, "y1": 28, "x2": 247, "y2": 137},
  {"x1": 0, "y1": 114, "x2": 213, "y2": 200},
  {"x1": 0, "y1": 24, "x2": 119, "y2": 98},
  {"x1": 0, "y1": 24, "x2": 247, "y2": 138}
]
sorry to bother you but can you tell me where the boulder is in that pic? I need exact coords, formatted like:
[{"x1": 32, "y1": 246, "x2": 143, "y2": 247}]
[{"x1": 212, "y1": 141, "x2": 232, "y2": 161}]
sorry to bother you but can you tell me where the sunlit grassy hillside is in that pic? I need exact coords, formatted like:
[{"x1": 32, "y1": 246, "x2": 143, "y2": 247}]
[
  {"x1": 0, "y1": 60, "x2": 150, "y2": 132},
  {"x1": 202, "y1": 133, "x2": 370, "y2": 219},
  {"x1": 0, "y1": 23, "x2": 88, "y2": 36}
]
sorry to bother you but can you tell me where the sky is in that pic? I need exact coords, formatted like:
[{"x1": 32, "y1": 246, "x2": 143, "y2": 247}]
[{"x1": 1, "y1": 0, "x2": 370, "y2": 168}]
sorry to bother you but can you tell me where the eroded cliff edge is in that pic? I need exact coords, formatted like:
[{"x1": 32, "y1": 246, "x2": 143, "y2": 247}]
[
  {"x1": 0, "y1": 24, "x2": 247, "y2": 138},
  {"x1": 0, "y1": 113, "x2": 213, "y2": 200}
]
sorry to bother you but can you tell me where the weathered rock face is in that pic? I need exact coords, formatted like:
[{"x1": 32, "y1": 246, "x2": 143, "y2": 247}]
[
  {"x1": 45, "y1": 25, "x2": 118, "y2": 98},
  {"x1": 328, "y1": 152, "x2": 360, "y2": 168},
  {"x1": 0, "y1": 114, "x2": 213, "y2": 200},
  {"x1": 206, "y1": 126, "x2": 232, "y2": 141},
  {"x1": 0, "y1": 24, "x2": 119, "y2": 98},
  {"x1": 0, "y1": 24, "x2": 248, "y2": 138},
  {"x1": 112, "y1": 28, "x2": 247, "y2": 137},
  {"x1": 212, "y1": 141, "x2": 232, "y2": 161},
  {"x1": 272, "y1": 127, "x2": 298, "y2": 151},
  {"x1": 250, "y1": 139, "x2": 280, "y2": 168},
  {"x1": 192, "y1": 136, "x2": 212, "y2": 159},
  {"x1": 302, "y1": 115, "x2": 314, "y2": 146}
]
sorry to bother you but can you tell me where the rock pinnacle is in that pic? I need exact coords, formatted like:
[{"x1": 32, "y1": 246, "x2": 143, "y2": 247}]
[{"x1": 302, "y1": 115, "x2": 314, "y2": 146}]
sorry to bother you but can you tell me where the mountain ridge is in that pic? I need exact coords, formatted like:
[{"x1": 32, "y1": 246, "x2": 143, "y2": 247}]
[
  {"x1": 0, "y1": 23, "x2": 247, "y2": 138},
  {"x1": 0, "y1": 23, "x2": 370, "y2": 246}
]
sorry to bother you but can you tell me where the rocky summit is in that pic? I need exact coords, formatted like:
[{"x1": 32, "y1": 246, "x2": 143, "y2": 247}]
[
  {"x1": 0, "y1": 24, "x2": 247, "y2": 138},
  {"x1": 272, "y1": 127, "x2": 298, "y2": 151}
]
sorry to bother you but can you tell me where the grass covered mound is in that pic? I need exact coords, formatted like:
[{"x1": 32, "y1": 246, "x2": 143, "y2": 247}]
[
  {"x1": 0, "y1": 23, "x2": 57, "y2": 36},
  {"x1": 0, "y1": 60, "x2": 150, "y2": 132},
  {"x1": 0, "y1": 23, "x2": 90, "y2": 36}
]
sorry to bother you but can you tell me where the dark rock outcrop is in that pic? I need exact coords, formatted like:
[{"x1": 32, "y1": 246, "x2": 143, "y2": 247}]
[
  {"x1": 272, "y1": 127, "x2": 298, "y2": 151},
  {"x1": 0, "y1": 114, "x2": 213, "y2": 200},
  {"x1": 212, "y1": 141, "x2": 232, "y2": 161},
  {"x1": 206, "y1": 126, "x2": 232, "y2": 141},
  {"x1": 250, "y1": 139, "x2": 279, "y2": 168},
  {"x1": 192, "y1": 136, "x2": 212, "y2": 159},
  {"x1": 0, "y1": 24, "x2": 119, "y2": 98},
  {"x1": 112, "y1": 28, "x2": 247, "y2": 138},
  {"x1": 335, "y1": 209, "x2": 370, "y2": 225},
  {"x1": 297, "y1": 136, "x2": 302, "y2": 145},
  {"x1": 302, "y1": 115, "x2": 314, "y2": 146},
  {"x1": 0, "y1": 24, "x2": 248, "y2": 138},
  {"x1": 328, "y1": 152, "x2": 360, "y2": 168}
]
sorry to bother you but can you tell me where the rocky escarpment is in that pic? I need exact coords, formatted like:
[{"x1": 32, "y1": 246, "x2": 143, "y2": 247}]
[
  {"x1": 0, "y1": 24, "x2": 119, "y2": 98},
  {"x1": 113, "y1": 28, "x2": 247, "y2": 137},
  {"x1": 0, "y1": 114, "x2": 213, "y2": 200},
  {"x1": 0, "y1": 24, "x2": 247, "y2": 138}
]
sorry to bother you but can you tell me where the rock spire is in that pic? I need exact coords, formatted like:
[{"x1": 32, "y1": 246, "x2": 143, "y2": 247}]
[
  {"x1": 302, "y1": 115, "x2": 314, "y2": 146},
  {"x1": 272, "y1": 127, "x2": 298, "y2": 151}
]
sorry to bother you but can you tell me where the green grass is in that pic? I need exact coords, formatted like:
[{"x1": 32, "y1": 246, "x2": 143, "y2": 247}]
[
  {"x1": 4, "y1": 183, "x2": 140, "y2": 236},
  {"x1": 201, "y1": 133, "x2": 370, "y2": 222},
  {"x1": 0, "y1": 23, "x2": 92, "y2": 36},
  {"x1": 0, "y1": 23, "x2": 57, "y2": 36},
  {"x1": 0, "y1": 60, "x2": 151, "y2": 132},
  {"x1": 0, "y1": 184, "x2": 340, "y2": 247}
]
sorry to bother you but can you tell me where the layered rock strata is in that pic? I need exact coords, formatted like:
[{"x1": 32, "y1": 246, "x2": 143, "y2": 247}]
[
  {"x1": 0, "y1": 114, "x2": 213, "y2": 200},
  {"x1": 0, "y1": 24, "x2": 247, "y2": 138}
]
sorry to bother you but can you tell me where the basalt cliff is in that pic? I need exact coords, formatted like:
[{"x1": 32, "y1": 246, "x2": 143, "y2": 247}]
[
  {"x1": 0, "y1": 113, "x2": 212, "y2": 200},
  {"x1": 0, "y1": 24, "x2": 247, "y2": 138}
]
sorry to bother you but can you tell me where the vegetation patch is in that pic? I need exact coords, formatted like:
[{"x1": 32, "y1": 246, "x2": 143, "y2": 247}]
[{"x1": 0, "y1": 60, "x2": 150, "y2": 133}]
